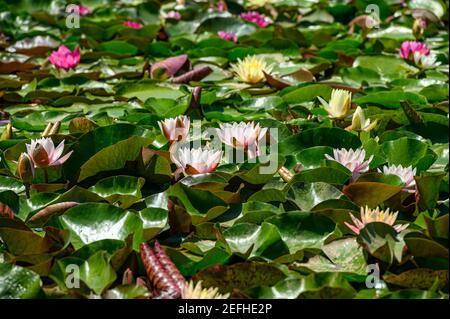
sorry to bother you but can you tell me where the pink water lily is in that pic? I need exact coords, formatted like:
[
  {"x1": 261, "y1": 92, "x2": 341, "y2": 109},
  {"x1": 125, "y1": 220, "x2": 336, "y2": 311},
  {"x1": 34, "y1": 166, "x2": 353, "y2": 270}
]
[
  {"x1": 218, "y1": 31, "x2": 237, "y2": 42},
  {"x1": 345, "y1": 206, "x2": 409, "y2": 235},
  {"x1": 399, "y1": 41, "x2": 430, "y2": 60},
  {"x1": 240, "y1": 11, "x2": 271, "y2": 28},
  {"x1": 171, "y1": 146, "x2": 222, "y2": 175},
  {"x1": 76, "y1": 4, "x2": 90, "y2": 16},
  {"x1": 217, "y1": 1, "x2": 228, "y2": 12},
  {"x1": 48, "y1": 45, "x2": 80, "y2": 70},
  {"x1": 167, "y1": 11, "x2": 182, "y2": 20},
  {"x1": 378, "y1": 164, "x2": 416, "y2": 193},
  {"x1": 325, "y1": 148, "x2": 373, "y2": 179},
  {"x1": 26, "y1": 137, "x2": 73, "y2": 168},
  {"x1": 158, "y1": 115, "x2": 190, "y2": 143},
  {"x1": 216, "y1": 122, "x2": 267, "y2": 159},
  {"x1": 67, "y1": 4, "x2": 90, "y2": 16},
  {"x1": 123, "y1": 21, "x2": 144, "y2": 29}
]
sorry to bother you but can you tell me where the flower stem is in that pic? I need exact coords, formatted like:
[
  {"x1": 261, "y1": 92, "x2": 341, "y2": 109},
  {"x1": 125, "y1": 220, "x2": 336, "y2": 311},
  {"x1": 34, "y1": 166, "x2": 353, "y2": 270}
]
[
  {"x1": 44, "y1": 168, "x2": 49, "y2": 183},
  {"x1": 25, "y1": 184, "x2": 30, "y2": 199}
]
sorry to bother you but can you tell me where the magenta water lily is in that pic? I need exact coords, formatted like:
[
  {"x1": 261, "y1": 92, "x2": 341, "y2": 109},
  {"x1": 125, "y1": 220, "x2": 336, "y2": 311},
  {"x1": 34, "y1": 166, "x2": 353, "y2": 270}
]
[{"x1": 48, "y1": 45, "x2": 80, "y2": 69}]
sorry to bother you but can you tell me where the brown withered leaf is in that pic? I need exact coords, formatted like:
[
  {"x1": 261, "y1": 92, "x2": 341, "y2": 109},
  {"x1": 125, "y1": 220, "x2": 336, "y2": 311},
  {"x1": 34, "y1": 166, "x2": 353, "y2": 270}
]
[
  {"x1": 0, "y1": 61, "x2": 39, "y2": 74},
  {"x1": 193, "y1": 262, "x2": 286, "y2": 294},
  {"x1": 384, "y1": 269, "x2": 448, "y2": 289},
  {"x1": 172, "y1": 66, "x2": 213, "y2": 84},
  {"x1": 27, "y1": 201, "x2": 79, "y2": 227},
  {"x1": 150, "y1": 54, "x2": 191, "y2": 80}
]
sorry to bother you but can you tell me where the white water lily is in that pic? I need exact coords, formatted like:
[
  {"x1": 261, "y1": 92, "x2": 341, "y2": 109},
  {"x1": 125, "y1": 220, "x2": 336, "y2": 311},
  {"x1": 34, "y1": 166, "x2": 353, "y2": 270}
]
[
  {"x1": 182, "y1": 280, "x2": 230, "y2": 299},
  {"x1": 325, "y1": 148, "x2": 373, "y2": 179},
  {"x1": 345, "y1": 206, "x2": 409, "y2": 235},
  {"x1": 318, "y1": 89, "x2": 352, "y2": 119},
  {"x1": 378, "y1": 164, "x2": 417, "y2": 193},
  {"x1": 158, "y1": 115, "x2": 190, "y2": 143},
  {"x1": 26, "y1": 137, "x2": 73, "y2": 168},
  {"x1": 347, "y1": 106, "x2": 378, "y2": 132},
  {"x1": 170, "y1": 146, "x2": 222, "y2": 175},
  {"x1": 216, "y1": 121, "x2": 267, "y2": 158},
  {"x1": 413, "y1": 52, "x2": 441, "y2": 69}
]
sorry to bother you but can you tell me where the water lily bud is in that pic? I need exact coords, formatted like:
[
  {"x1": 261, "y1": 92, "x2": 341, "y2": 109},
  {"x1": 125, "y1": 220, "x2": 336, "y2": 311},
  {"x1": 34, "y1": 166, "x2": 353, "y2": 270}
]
[
  {"x1": 412, "y1": 18, "x2": 426, "y2": 39},
  {"x1": 1, "y1": 123, "x2": 12, "y2": 140},
  {"x1": 278, "y1": 166, "x2": 294, "y2": 182},
  {"x1": 42, "y1": 123, "x2": 53, "y2": 137},
  {"x1": 42, "y1": 121, "x2": 61, "y2": 136},
  {"x1": 17, "y1": 152, "x2": 35, "y2": 184},
  {"x1": 318, "y1": 89, "x2": 352, "y2": 119},
  {"x1": 347, "y1": 106, "x2": 378, "y2": 132},
  {"x1": 49, "y1": 121, "x2": 61, "y2": 135}
]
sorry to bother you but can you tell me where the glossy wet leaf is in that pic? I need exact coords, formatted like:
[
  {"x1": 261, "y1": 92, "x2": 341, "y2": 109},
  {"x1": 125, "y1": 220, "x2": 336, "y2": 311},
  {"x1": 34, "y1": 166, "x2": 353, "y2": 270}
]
[
  {"x1": 0, "y1": 264, "x2": 42, "y2": 299},
  {"x1": 89, "y1": 175, "x2": 145, "y2": 208},
  {"x1": 60, "y1": 203, "x2": 142, "y2": 250}
]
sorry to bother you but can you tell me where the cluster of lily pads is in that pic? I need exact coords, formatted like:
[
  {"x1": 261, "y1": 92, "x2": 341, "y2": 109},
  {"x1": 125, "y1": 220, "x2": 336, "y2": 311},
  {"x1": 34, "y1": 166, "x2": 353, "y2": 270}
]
[{"x1": 0, "y1": 0, "x2": 448, "y2": 299}]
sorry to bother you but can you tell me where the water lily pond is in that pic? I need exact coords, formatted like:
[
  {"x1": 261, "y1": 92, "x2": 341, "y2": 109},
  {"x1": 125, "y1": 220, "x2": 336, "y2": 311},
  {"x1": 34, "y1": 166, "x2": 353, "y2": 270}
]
[{"x1": 0, "y1": 0, "x2": 448, "y2": 300}]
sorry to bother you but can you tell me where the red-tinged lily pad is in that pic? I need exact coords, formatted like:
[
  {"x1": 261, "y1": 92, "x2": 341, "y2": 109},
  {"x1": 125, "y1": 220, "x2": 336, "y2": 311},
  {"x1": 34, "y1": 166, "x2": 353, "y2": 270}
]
[{"x1": 192, "y1": 262, "x2": 286, "y2": 294}]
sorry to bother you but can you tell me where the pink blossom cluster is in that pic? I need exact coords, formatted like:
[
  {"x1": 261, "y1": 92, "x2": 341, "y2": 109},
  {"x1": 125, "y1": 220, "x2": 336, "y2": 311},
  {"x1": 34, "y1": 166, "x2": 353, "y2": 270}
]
[
  {"x1": 71, "y1": 4, "x2": 90, "y2": 16},
  {"x1": 399, "y1": 41, "x2": 430, "y2": 60},
  {"x1": 218, "y1": 31, "x2": 237, "y2": 42},
  {"x1": 240, "y1": 11, "x2": 271, "y2": 28},
  {"x1": 123, "y1": 21, "x2": 144, "y2": 29},
  {"x1": 167, "y1": 11, "x2": 182, "y2": 20}
]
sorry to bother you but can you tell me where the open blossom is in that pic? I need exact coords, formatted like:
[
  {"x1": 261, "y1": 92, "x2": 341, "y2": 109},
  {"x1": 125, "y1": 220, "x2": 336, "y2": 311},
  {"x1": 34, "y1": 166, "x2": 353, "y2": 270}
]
[
  {"x1": 48, "y1": 45, "x2": 80, "y2": 70},
  {"x1": 318, "y1": 89, "x2": 352, "y2": 119},
  {"x1": 171, "y1": 146, "x2": 222, "y2": 175},
  {"x1": 167, "y1": 11, "x2": 182, "y2": 20},
  {"x1": 182, "y1": 281, "x2": 229, "y2": 299},
  {"x1": 345, "y1": 206, "x2": 409, "y2": 235},
  {"x1": 325, "y1": 148, "x2": 373, "y2": 179},
  {"x1": 123, "y1": 21, "x2": 144, "y2": 29},
  {"x1": 158, "y1": 115, "x2": 190, "y2": 143},
  {"x1": 240, "y1": 11, "x2": 271, "y2": 28},
  {"x1": 71, "y1": 4, "x2": 91, "y2": 16},
  {"x1": 26, "y1": 137, "x2": 73, "y2": 168},
  {"x1": 413, "y1": 52, "x2": 441, "y2": 69},
  {"x1": 216, "y1": 121, "x2": 267, "y2": 158},
  {"x1": 346, "y1": 106, "x2": 378, "y2": 132},
  {"x1": 378, "y1": 164, "x2": 416, "y2": 193},
  {"x1": 218, "y1": 31, "x2": 237, "y2": 42},
  {"x1": 399, "y1": 41, "x2": 430, "y2": 60},
  {"x1": 231, "y1": 55, "x2": 272, "y2": 84}
]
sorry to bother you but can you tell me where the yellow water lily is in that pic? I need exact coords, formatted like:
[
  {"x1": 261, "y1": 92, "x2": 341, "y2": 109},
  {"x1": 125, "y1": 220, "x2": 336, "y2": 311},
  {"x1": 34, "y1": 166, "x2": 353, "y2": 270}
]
[
  {"x1": 230, "y1": 55, "x2": 272, "y2": 84},
  {"x1": 182, "y1": 280, "x2": 230, "y2": 299},
  {"x1": 318, "y1": 89, "x2": 352, "y2": 119},
  {"x1": 247, "y1": 0, "x2": 275, "y2": 8},
  {"x1": 347, "y1": 106, "x2": 378, "y2": 132}
]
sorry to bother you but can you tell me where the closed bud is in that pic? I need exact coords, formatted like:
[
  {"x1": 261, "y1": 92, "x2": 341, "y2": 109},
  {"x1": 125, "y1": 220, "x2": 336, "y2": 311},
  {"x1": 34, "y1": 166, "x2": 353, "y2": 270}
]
[
  {"x1": 1, "y1": 123, "x2": 12, "y2": 140},
  {"x1": 42, "y1": 121, "x2": 61, "y2": 137},
  {"x1": 17, "y1": 152, "x2": 35, "y2": 184},
  {"x1": 412, "y1": 18, "x2": 426, "y2": 39}
]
